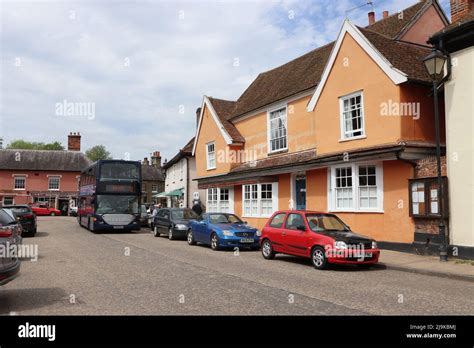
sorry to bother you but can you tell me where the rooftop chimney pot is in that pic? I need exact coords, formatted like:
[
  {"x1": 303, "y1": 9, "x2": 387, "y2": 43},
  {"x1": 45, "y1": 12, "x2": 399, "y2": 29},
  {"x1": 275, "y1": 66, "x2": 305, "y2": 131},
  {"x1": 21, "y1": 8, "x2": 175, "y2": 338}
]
[
  {"x1": 383, "y1": 10, "x2": 389, "y2": 18},
  {"x1": 67, "y1": 132, "x2": 81, "y2": 151},
  {"x1": 368, "y1": 11, "x2": 375, "y2": 25}
]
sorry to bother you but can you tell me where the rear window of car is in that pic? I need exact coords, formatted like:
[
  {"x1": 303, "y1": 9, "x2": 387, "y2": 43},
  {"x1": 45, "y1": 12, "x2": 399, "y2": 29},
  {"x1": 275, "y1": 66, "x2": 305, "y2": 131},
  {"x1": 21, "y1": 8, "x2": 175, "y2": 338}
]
[
  {"x1": 0, "y1": 209, "x2": 15, "y2": 226},
  {"x1": 269, "y1": 213, "x2": 286, "y2": 228}
]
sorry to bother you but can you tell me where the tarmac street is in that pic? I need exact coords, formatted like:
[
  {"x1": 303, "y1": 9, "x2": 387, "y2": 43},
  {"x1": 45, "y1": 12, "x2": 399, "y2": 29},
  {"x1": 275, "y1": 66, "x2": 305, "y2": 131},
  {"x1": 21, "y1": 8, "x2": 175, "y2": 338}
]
[{"x1": 1, "y1": 217, "x2": 473, "y2": 315}]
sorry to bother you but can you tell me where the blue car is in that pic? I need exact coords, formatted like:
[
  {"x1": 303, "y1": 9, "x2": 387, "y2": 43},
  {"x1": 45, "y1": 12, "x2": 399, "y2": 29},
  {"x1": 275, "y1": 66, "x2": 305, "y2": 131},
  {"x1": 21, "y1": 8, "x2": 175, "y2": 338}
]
[{"x1": 187, "y1": 213, "x2": 260, "y2": 250}]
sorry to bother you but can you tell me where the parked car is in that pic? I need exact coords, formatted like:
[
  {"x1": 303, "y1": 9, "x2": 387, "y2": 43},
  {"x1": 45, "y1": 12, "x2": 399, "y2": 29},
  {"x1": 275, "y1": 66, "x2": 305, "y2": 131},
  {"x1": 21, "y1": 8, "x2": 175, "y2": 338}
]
[
  {"x1": 153, "y1": 208, "x2": 198, "y2": 240},
  {"x1": 3, "y1": 205, "x2": 37, "y2": 237},
  {"x1": 31, "y1": 205, "x2": 61, "y2": 216},
  {"x1": 140, "y1": 204, "x2": 148, "y2": 227},
  {"x1": 188, "y1": 213, "x2": 260, "y2": 250},
  {"x1": 260, "y1": 210, "x2": 380, "y2": 270},
  {"x1": 0, "y1": 208, "x2": 22, "y2": 286}
]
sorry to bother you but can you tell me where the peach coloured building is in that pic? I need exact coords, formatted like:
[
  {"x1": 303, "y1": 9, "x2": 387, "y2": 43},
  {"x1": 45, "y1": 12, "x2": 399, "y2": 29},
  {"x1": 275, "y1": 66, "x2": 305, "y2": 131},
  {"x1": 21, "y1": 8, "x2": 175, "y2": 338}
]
[
  {"x1": 192, "y1": 1, "x2": 456, "y2": 252},
  {"x1": 0, "y1": 133, "x2": 91, "y2": 214}
]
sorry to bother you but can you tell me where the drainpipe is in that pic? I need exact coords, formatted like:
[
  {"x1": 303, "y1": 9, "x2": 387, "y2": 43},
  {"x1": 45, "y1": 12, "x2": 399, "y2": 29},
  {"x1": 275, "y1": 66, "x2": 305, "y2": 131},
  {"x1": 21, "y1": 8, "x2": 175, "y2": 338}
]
[{"x1": 185, "y1": 156, "x2": 189, "y2": 208}]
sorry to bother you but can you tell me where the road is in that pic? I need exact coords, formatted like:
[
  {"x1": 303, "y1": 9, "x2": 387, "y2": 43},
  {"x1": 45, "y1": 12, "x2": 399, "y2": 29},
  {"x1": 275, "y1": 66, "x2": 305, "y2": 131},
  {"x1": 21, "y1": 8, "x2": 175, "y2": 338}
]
[{"x1": 1, "y1": 216, "x2": 473, "y2": 315}]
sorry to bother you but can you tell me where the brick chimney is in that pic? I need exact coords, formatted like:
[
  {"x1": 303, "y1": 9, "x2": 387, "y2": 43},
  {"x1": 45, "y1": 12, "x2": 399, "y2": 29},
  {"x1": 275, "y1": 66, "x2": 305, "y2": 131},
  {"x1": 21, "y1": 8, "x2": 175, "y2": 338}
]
[
  {"x1": 151, "y1": 151, "x2": 162, "y2": 168},
  {"x1": 383, "y1": 10, "x2": 389, "y2": 19},
  {"x1": 451, "y1": 0, "x2": 474, "y2": 23},
  {"x1": 368, "y1": 11, "x2": 375, "y2": 25},
  {"x1": 143, "y1": 157, "x2": 149, "y2": 166},
  {"x1": 67, "y1": 132, "x2": 81, "y2": 151},
  {"x1": 196, "y1": 107, "x2": 202, "y2": 129}
]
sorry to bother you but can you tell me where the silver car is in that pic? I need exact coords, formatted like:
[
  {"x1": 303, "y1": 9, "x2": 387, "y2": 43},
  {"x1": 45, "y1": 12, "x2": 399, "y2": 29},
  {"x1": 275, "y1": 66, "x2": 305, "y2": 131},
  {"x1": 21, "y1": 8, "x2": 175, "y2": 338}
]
[{"x1": 0, "y1": 208, "x2": 22, "y2": 286}]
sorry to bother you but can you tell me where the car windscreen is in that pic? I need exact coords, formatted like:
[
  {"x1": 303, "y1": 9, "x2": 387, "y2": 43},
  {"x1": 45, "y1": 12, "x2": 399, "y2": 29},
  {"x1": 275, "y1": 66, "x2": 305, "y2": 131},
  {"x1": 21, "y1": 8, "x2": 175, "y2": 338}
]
[
  {"x1": 171, "y1": 209, "x2": 198, "y2": 220},
  {"x1": 209, "y1": 214, "x2": 243, "y2": 224},
  {"x1": 99, "y1": 162, "x2": 139, "y2": 181},
  {"x1": 0, "y1": 209, "x2": 16, "y2": 227},
  {"x1": 306, "y1": 214, "x2": 349, "y2": 232},
  {"x1": 96, "y1": 195, "x2": 139, "y2": 214}
]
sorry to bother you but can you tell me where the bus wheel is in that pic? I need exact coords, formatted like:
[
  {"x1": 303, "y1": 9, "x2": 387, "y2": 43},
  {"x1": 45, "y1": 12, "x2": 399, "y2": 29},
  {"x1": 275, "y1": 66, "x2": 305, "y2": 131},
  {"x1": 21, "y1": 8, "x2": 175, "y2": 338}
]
[{"x1": 153, "y1": 226, "x2": 160, "y2": 237}]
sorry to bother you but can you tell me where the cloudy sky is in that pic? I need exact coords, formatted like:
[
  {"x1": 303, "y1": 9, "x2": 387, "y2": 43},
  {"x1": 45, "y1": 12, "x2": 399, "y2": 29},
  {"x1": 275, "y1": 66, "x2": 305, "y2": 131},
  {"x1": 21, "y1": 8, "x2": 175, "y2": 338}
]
[{"x1": 0, "y1": 0, "x2": 450, "y2": 162}]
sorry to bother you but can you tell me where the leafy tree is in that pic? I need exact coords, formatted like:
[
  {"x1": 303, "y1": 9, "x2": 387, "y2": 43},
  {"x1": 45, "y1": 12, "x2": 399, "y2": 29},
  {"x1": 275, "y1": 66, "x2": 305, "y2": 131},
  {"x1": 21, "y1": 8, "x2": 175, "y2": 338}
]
[
  {"x1": 85, "y1": 145, "x2": 112, "y2": 162},
  {"x1": 7, "y1": 140, "x2": 64, "y2": 150}
]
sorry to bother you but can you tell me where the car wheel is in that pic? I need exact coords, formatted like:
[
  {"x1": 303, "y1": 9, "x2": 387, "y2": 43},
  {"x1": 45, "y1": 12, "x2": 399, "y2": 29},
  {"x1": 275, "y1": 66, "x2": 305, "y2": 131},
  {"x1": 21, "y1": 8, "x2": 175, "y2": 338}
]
[
  {"x1": 210, "y1": 233, "x2": 220, "y2": 251},
  {"x1": 311, "y1": 246, "x2": 328, "y2": 270},
  {"x1": 50, "y1": 212, "x2": 56, "y2": 216},
  {"x1": 187, "y1": 230, "x2": 196, "y2": 245},
  {"x1": 153, "y1": 226, "x2": 160, "y2": 237},
  {"x1": 261, "y1": 239, "x2": 275, "y2": 260},
  {"x1": 168, "y1": 227, "x2": 174, "y2": 240}
]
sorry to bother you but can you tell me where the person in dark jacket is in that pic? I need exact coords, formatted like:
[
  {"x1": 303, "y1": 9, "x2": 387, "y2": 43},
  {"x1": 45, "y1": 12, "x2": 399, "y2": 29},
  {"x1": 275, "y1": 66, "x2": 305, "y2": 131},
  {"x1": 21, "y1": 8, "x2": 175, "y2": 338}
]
[{"x1": 192, "y1": 200, "x2": 203, "y2": 216}]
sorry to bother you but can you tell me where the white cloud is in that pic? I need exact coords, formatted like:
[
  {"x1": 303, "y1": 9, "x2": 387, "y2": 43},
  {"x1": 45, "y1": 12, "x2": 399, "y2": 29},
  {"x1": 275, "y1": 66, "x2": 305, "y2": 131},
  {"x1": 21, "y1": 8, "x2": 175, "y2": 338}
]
[{"x1": 0, "y1": 0, "x2": 450, "y2": 161}]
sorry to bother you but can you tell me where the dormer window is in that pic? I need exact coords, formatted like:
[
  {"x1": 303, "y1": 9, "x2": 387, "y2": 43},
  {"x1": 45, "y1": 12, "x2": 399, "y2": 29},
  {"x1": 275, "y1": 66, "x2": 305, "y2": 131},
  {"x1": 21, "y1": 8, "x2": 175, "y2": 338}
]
[
  {"x1": 339, "y1": 91, "x2": 365, "y2": 140},
  {"x1": 268, "y1": 106, "x2": 288, "y2": 153},
  {"x1": 206, "y1": 142, "x2": 216, "y2": 170}
]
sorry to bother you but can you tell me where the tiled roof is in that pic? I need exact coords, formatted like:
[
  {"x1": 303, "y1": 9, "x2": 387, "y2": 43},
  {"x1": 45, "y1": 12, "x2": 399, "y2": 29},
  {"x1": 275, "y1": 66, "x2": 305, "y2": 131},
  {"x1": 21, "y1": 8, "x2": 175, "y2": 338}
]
[
  {"x1": 359, "y1": 27, "x2": 432, "y2": 82},
  {"x1": 207, "y1": 97, "x2": 245, "y2": 143},
  {"x1": 231, "y1": 42, "x2": 334, "y2": 118},
  {"x1": 225, "y1": 1, "x2": 434, "y2": 119},
  {"x1": 141, "y1": 164, "x2": 165, "y2": 181},
  {"x1": 366, "y1": 1, "x2": 427, "y2": 39},
  {"x1": 0, "y1": 149, "x2": 91, "y2": 171}
]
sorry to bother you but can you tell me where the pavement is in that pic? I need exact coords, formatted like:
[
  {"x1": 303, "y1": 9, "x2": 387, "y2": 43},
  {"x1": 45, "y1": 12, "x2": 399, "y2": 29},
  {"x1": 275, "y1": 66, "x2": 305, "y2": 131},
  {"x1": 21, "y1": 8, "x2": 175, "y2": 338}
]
[
  {"x1": 1, "y1": 216, "x2": 473, "y2": 315},
  {"x1": 378, "y1": 249, "x2": 474, "y2": 282}
]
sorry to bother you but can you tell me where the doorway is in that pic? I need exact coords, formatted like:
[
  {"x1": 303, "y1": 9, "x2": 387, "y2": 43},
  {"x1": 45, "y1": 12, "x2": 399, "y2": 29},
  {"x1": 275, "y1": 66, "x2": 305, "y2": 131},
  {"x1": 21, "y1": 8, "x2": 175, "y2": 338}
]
[{"x1": 295, "y1": 175, "x2": 306, "y2": 210}]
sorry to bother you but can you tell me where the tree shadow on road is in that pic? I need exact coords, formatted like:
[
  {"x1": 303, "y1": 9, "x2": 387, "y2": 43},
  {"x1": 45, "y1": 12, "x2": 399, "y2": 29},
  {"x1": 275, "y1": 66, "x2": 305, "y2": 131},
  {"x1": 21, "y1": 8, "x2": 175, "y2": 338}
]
[{"x1": 0, "y1": 287, "x2": 68, "y2": 314}]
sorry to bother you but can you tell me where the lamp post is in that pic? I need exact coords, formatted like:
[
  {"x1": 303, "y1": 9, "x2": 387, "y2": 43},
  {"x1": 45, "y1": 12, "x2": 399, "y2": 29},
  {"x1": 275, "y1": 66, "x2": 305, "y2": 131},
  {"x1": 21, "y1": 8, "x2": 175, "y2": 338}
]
[{"x1": 423, "y1": 48, "x2": 448, "y2": 262}]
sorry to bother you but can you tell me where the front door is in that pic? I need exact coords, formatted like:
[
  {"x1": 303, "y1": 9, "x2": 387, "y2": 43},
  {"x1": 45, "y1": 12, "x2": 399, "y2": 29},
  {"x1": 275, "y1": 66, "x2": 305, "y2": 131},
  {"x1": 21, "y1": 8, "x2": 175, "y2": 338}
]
[
  {"x1": 295, "y1": 176, "x2": 306, "y2": 210},
  {"x1": 58, "y1": 199, "x2": 69, "y2": 216}
]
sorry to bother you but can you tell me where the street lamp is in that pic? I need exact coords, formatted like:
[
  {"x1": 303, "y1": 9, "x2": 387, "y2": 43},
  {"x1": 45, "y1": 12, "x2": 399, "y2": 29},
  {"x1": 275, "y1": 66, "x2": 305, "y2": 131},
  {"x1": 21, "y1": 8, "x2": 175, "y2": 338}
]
[{"x1": 423, "y1": 48, "x2": 448, "y2": 262}]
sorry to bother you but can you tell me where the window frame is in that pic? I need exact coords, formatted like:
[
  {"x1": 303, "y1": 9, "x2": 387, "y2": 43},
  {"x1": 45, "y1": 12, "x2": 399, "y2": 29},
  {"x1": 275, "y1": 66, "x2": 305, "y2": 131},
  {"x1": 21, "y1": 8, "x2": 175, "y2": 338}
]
[
  {"x1": 267, "y1": 104, "x2": 288, "y2": 154},
  {"x1": 328, "y1": 162, "x2": 383, "y2": 213},
  {"x1": 206, "y1": 142, "x2": 216, "y2": 170},
  {"x1": 339, "y1": 91, "x2": 366, "y2": 141},
  {"x1": 2, "y1": 196, "x2": 14, "y2": 205},
  {"x1": 242, "y1": 182, "x2": 278, "y2": 218},
  {"x1": 206, "y1": 187, "x2": 234, "y2": 213},
  {"x1": 13, "y1": 175, "x2": 26, "y2": 190},
  {"x1": 48, "y1": 175, "x2": 61, "y2": 191}
]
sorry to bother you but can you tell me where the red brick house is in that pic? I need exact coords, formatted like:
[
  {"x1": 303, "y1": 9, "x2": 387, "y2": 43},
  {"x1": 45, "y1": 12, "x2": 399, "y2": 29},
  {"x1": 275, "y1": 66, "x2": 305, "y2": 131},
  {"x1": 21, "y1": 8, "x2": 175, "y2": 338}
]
[{"x1": 0, "y1": 133, "x2": 91, "y2": 214}]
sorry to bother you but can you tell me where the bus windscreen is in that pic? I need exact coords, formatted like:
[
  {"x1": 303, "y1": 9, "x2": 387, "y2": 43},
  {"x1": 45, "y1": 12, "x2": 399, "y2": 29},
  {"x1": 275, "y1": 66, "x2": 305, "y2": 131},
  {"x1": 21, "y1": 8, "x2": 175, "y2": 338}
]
[{"x1": 96, "y1": 195, "x2": 139, "y2": 214}]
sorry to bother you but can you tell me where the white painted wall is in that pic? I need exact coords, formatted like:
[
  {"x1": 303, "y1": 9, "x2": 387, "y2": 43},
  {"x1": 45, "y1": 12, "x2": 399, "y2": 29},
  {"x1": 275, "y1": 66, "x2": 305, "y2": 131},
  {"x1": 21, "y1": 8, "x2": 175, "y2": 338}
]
[
  {"x1": 164, "y1": 156, "x2": 206, "y2": 209},
  {"x1": 444, "y1": 46, "x2": 474, "y2": 247}
]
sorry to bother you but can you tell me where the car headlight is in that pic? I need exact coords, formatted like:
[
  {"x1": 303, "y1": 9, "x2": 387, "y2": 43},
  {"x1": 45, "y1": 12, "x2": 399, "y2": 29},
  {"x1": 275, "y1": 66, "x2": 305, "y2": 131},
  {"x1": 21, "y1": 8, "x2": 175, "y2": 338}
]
[
  {"x1": 222, "y1": 230, "x2": 234, "y2": 236},
  {"x1": 334, "y1": 241, "x2": 348, "y2": 249},
  {"x1": 372, "y1": 241, "x2": 377, "y2": 249},
  {"x1": 255, "y1": 229, "x2": 261, "y2": 237},
  {"x1": 174, "y1": 224, "x2": 188, "y2": 230}
]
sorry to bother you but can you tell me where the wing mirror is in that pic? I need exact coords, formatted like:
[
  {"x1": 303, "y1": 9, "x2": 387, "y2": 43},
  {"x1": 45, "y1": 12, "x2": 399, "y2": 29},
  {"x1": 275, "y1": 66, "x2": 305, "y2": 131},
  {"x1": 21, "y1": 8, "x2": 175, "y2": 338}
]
[{"x1": 297, "y1": 225, "x2": 306, "y2": 232}]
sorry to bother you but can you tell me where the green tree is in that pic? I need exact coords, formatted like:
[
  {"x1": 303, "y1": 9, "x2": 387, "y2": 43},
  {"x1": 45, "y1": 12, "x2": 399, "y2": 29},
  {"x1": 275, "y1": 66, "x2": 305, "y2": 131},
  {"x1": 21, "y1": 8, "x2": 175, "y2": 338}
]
[
  {"x1": 85, "y1": 145, "x2": 112, "y2": 162},
  {"x1": 7, "y1": 140, "x2": 64, "y2": 150}
]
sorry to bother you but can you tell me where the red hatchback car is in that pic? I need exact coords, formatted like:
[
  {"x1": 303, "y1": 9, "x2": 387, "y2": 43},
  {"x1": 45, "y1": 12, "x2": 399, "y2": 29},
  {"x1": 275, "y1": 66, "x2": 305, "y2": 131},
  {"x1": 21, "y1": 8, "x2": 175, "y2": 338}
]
[
  {"x1": 31, "y1": 205, "x2": 61, "y2": 216},
  {"x1": 260, "y1": 210, "x2": 380, "y2": 270}
]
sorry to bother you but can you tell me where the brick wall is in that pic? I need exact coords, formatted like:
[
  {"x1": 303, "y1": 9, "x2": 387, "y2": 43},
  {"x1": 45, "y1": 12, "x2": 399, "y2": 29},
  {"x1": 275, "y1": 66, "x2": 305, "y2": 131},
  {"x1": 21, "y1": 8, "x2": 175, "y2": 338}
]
[
  {"x1": 414, "y1": 156, "x2": 447, "y2": 178},
  {"x1": 413, "y1": 155, "x2": 448, "y2": 236}
]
